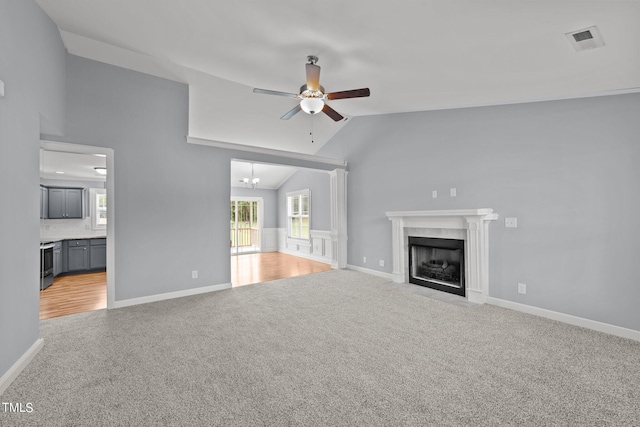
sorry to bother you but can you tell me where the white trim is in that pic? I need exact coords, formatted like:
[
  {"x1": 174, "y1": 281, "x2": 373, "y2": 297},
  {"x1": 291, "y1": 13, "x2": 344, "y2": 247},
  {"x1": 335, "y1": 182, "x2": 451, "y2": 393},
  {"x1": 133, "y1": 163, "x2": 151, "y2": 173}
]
[
  {"x1": 346, "y1": 264, "x2": 396, "y2": 282},
  {"x1": 187, "y1": 136, "x2": 347, "y2": 167},
  {"x1": 113, "y1": 283, "x2": 231, "y2": 309},
  {"x1": 261, "y1": 228, "x2": 278, "y2": 252},
  {"x1": 279, "y1": 247, "x2": 333, "y2": 265},
  {"x1": 329, "y1": 169, "x2": 348, "y2": 269},
  {"x1": 286, "y1": 238, "x2": 312, "y2": 250},
  {"x1": 0, "y1": 339, "x2": 44, "y2": 396},
  {"x1": 286, "y1": 189, "x2": 310, "y2": 241},
  {"x1": 486, "y1": 297, "x2": 640, "y2": 342}
]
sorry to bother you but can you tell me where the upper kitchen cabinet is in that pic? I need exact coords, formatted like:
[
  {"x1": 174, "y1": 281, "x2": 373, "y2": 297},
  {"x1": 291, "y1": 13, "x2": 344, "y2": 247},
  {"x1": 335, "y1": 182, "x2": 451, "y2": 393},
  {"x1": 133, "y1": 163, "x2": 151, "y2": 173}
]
[{"x1": 48, "y1": 187, "x2": 84, "y2": 219}]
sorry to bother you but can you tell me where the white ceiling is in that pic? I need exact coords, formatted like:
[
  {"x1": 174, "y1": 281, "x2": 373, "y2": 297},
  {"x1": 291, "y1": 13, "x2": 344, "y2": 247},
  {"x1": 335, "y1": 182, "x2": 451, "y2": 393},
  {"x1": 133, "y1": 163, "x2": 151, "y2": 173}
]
[
  {"x1": 230, "y1": 160, "x2": 296, "y2": 189},
  {"x1": 35, "y1": 0, "x2": 640, "y2": 181},
  {"x1": 40, "y1": 150, "x2": 107, "y2": 182}
]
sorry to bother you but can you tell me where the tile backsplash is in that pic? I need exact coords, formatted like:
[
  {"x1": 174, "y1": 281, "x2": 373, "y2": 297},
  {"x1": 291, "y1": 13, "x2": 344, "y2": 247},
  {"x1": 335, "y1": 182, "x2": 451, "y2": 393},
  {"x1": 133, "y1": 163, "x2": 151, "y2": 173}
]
[{"x1": 41, "y1": 218, "x2": 106, "y2": 241}]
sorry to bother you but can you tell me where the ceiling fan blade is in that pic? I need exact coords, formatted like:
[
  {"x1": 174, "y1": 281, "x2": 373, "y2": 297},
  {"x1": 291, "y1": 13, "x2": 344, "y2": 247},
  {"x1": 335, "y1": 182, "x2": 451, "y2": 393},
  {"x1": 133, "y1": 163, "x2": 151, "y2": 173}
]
[
  {"x1": 253, "y1": 88, "x2": 299, "y2": 98},
  {"x1": 281, "y1": 104, "x2": 302, "y2": 120},
  {"x1": 306, "y1": 63, "x2": 321, "y2": 91},
  {"x1": 326, "y1": 88, "x2": 370, "y2": 100},
  {"x1": 322, "y1": 104, "x2": 344, "y2": 122}
]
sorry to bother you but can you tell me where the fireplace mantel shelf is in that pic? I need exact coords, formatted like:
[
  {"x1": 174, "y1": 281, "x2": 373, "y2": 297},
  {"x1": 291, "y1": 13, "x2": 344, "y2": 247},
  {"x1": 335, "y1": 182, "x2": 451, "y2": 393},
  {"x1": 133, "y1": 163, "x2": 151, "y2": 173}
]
[
  {"x1": 385, "y1": 209, "x2": 499, "y2": 304},
  {"x1": 386, "y1": 208, "x2": 497, "y2": 219}
]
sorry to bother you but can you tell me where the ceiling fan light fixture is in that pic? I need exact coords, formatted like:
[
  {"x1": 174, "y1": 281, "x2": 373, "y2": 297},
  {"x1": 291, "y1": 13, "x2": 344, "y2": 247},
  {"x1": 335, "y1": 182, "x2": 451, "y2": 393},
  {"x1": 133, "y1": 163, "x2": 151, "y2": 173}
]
[{"x1": 300, "y1": 97, "x2": 324, "y2": 115}]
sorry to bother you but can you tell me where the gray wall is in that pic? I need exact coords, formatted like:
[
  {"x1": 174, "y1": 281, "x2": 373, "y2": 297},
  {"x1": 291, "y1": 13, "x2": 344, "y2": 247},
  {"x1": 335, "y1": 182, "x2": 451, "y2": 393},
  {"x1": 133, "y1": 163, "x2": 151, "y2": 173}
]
[
  {"x1": 277, "y1": 168, "x2": 331, "y2": 232},
  {"x1": 0, "y1": 0, "x2": 66, "y2": 377},
  {"x1": 318, "y1": 94, "x2": 640, "y2": 331},
  {"x1": 61, "y1": 55, "x2": 233, "y2": 301},
  {"x1": 230, "y1": 187, "x2": 278, "y2": 229}
]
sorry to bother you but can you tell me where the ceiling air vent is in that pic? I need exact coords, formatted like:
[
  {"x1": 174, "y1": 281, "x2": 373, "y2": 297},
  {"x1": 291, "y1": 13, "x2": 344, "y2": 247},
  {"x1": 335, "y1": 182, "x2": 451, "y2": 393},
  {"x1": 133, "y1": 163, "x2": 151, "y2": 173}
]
[{"x1": 566, "y1": 26, "x2": 605, "y2": 52}]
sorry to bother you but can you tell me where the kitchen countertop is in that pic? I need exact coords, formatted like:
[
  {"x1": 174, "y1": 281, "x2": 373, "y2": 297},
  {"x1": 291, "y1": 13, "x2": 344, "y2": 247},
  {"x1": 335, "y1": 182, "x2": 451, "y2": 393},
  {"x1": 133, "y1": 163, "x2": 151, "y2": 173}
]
[{"x1": 40, "y1": 236, "x2": 106, "y2": 244}]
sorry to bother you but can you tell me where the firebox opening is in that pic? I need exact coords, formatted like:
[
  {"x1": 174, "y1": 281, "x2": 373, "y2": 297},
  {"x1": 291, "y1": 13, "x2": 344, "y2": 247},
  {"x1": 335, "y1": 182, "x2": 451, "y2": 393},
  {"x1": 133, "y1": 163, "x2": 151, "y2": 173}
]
[{"x1": 408, "y1": 236, "x2": 465, "y2": 297}]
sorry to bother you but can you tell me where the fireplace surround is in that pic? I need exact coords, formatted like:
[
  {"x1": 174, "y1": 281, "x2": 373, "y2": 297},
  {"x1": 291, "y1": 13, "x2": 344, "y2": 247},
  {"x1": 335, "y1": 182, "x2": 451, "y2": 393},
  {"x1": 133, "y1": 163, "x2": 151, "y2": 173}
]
[{"x1": 386, "y1": 209, "x2": 498, "y2": 303}]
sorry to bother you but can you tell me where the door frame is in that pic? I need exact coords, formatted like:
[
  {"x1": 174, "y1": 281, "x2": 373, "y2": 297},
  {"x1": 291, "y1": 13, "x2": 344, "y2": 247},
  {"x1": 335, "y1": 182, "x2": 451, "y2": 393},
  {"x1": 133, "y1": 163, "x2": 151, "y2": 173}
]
[
  {"x1": 230, "y1": 196, "x2": 264, "y2": 255},
  {"x1": 40, "y1": 140, "x2": 115, "y2": 309}
]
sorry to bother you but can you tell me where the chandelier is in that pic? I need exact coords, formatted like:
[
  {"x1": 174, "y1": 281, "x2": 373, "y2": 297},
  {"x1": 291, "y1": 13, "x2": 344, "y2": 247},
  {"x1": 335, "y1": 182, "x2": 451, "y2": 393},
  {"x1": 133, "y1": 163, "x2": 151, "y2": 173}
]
[{"x1": 241, "y1": 163, "x2": 260, "y2": 189}]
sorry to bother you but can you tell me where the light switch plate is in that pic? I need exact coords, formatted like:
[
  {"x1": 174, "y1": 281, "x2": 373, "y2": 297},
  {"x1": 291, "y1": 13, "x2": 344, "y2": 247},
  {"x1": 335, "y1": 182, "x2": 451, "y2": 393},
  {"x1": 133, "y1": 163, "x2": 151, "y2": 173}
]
[
  {"x1": 450, "y1": 188, "x2": 456, "y2": 197},
  {"x1": 432, "y1": 190, "x2": 437, "y2": 198},
  {"x1": 505, "y1": 218, "x2": 518, "y2": 228},
  {"x1": 0, "y1": 80, "x2": 4, "y2": 97}
]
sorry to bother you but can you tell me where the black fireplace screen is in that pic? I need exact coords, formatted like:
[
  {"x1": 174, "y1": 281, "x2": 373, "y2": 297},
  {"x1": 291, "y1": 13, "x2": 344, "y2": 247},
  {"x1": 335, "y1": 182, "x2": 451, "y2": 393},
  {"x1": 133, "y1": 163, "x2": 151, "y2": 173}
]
[{"x1": 409, "y1": 237, "x2": 465, "y2": 296}]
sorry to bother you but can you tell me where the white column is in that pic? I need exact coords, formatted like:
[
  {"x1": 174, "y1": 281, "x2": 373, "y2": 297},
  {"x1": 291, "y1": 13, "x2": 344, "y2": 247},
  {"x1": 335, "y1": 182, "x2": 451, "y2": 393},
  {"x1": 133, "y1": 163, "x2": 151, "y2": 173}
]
[
  {"x1": 329, "y1": 169, "x2": 348, "y2": 269},
  {"x1": 465, "y1": 216, "x2": 486, "y2": 304},
  {"x1": 389, "y1": 217, "x2": 405, "y2": 283}
]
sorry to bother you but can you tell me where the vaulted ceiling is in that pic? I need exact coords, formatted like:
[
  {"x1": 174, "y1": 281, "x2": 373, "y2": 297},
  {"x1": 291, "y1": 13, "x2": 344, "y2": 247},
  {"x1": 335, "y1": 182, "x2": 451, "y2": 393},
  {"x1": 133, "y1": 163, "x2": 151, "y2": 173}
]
[{"x1": 37, "y1": 0, "x2": 640, "y2": 157}]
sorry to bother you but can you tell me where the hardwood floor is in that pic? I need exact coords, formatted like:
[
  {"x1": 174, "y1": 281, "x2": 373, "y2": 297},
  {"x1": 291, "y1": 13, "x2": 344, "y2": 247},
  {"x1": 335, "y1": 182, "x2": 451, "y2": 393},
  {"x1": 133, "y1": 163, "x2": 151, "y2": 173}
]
[
  {"x1": 39, "y1": 253, "x2": 331, "y2": 319},
  {"x1": 40, "y1": 272, "x2": 106, "y2": 320},
  {"x1": 232, "y1": 252, "x2": 332, "y2": 287}
]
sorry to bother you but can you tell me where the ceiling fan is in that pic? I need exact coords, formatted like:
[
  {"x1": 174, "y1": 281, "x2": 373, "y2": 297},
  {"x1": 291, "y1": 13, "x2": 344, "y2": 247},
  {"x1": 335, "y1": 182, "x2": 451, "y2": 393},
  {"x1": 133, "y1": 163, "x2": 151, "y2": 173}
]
[{"x1": 253, "y1": 55, "x2": 370, "y2": 122}]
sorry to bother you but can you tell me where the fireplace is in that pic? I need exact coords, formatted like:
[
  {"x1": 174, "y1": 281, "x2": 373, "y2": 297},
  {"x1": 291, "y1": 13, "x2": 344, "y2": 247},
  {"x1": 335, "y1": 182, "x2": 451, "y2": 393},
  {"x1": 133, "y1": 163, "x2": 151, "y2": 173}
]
[
  {"x1": 409, "y1": 237, "x2": 465, "y2": 296},
  {"x1": 386, "y1": 209, "x2": 498, "y2": 303}
]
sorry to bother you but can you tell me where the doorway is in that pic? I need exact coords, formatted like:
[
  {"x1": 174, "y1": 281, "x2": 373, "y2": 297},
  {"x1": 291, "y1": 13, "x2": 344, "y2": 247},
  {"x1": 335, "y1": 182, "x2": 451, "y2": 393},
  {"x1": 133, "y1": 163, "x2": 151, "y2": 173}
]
[
  {"x1": 39, "y1": 141, "x2": 115, "y2": 318},
  {"x1": 230, "y1": 197, "x2": 262, "y2": 255}
]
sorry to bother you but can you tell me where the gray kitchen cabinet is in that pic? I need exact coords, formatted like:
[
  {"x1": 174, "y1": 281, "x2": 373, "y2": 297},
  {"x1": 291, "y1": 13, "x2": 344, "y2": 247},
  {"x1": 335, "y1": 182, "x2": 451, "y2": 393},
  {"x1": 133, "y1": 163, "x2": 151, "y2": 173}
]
[
  {"x1": 48, "y1": 188, "x2": 83, "y2": 219},
  {"x1": 40, "y1": 186, "x2": 49, "y2": 219},
  {"x1": 89, "y1": 239, "x2": 107, "y2": 269},
  {"x1": 53, "y1": 241, "x2": 62, "y2": 276},
  {"x1": 66, "y1": 240, "x2": 89, "y2": 271},
  {"x1": 62, "y1": 239, "x2": 106, "y2": 274}
]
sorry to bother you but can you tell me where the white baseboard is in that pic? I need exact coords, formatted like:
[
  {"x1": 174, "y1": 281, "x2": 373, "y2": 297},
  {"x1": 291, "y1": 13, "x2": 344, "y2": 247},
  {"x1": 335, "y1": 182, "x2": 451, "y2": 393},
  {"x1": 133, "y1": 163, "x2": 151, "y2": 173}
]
[
  {"x1": 279, "y1": 248, "x2": 332, "y2": 265},
  {"x1": 113, "y1": 283, "x2": 232, "y2": 309},
  {"x1": 0, "y1": 338, "x2": 44, "y2": 396},
  {"x1": 486, "y1": 297, "x2": 640, "y2": 342},
  {"x1": 346, "y1": 264, "x2": 396, "y2": 282}
]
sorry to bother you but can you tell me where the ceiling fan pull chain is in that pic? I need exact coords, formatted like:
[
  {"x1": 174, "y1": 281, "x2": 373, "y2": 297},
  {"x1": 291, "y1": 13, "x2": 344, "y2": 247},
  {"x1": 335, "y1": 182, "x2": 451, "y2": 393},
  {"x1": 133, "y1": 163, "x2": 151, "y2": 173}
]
[{"x1": 310, "y1": 115, "x2": 314, "y2": 143}]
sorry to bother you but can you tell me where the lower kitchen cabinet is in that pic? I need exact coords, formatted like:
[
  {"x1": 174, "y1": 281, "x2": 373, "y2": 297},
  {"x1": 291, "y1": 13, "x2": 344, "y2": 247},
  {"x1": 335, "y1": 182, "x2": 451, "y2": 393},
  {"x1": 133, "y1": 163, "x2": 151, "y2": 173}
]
[
  {"x1": 63, "y1": 239, "x2": 106, "y2": 273},
  {"x1": 90, "y1": 239, "x2": 107, "y2": 269},
  {"x1": 67, "y1": 240, "x2": 89, "y2": 271}
]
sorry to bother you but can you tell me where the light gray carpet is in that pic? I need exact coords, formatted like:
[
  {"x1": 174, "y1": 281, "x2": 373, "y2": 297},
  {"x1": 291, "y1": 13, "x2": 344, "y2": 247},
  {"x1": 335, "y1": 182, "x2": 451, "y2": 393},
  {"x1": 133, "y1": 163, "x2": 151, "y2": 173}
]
[{"x1": 1, "y1": 270, "x2": 639, "y2": 426}]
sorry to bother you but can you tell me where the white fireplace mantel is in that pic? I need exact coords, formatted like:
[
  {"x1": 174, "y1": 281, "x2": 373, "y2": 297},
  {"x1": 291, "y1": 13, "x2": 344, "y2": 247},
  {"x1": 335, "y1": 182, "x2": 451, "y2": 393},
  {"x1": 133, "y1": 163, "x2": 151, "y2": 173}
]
[{"x1": 386, "y1": 209, "x2": 499, "y2": 304}]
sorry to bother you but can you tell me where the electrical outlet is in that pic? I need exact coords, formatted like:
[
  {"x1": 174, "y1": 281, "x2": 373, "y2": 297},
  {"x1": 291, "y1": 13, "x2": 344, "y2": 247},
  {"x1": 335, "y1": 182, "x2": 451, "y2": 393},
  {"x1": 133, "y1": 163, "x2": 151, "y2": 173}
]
[
  {"x1": 363, "y1": 256, "x2": 367, "y2": 263},
  {"x1": 505, "y1": 218, "x2": 518, "y2": 228},
  {"x1": 450, "y1": 188, "x2": 457, "y2": 197},
  {"x1": 192, "y1": 270, "x2": 198, "y2": 279},
  {"x1": 379, "y1": 260, "x2": 385, "y2": 267},
  {"x1": 518, "y1": 283, "x2": 526, "y2": 294},
  {"x1": 432, "y1": 190, "x2": 438, "y2": 198}
]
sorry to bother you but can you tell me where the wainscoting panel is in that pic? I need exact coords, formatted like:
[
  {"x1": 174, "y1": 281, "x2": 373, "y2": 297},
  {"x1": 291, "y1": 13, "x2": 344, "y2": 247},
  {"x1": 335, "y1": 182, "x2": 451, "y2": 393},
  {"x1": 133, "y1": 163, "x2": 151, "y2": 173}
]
[
  {"x1": 277, "y1": 228, "x2": 332, "y2": 265},
  {"x1": 262, "y1": 228, "x2": 278, "y2": 252}
]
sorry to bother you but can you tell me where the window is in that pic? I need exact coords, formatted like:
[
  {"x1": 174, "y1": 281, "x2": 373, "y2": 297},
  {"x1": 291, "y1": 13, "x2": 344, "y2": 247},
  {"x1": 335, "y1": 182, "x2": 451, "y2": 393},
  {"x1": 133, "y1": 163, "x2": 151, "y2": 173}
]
[
  {"x1": 287, "y1": 189, "x2": 310, "y2": 240},
  {"x1": 90, "y1": 188, "x2": 107, "y2": 230}
]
